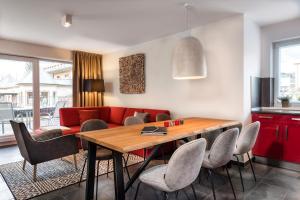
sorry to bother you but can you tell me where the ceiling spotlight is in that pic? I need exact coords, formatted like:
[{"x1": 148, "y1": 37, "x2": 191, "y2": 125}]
[{"x1": 62, "y1": 14, "x2": 72, "y2": 28}]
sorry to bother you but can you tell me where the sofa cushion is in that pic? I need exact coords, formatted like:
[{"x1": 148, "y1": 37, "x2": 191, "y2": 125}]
[
  {"x1": 79, "y1": 110, "x2": 100, "y2": 125},
  {"x1": 143, "y1": 109, "x2": 171, "y2": 122},
  {"x1": 98, "y1": 107, "x2": 111, "y2": 122},
  {"x1": 60, "y1": 108, "x2": 80, "y2": 127},
  {"x1": 109, "y1": 107, "x2": 126, "y2": 125},
  {"x1": 134, "y1": 111, "x2": 150, "y2": 123},
  {"x1": 107, "y1": 123, "x2": 122, "y2": 129},
  {"x1": 122, "y1": 108, "x2": 144, "y2": 124}
]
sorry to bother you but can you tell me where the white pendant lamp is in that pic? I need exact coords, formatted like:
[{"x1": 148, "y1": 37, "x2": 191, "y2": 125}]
[{"x1": 172, "y1": 3, "x2": 207, "y2": 80}]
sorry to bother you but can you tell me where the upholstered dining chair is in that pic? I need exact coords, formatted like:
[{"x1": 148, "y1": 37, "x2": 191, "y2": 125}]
[
  {"x1": 156, "y1": 113, "x2": 171, "y2": 122},
  {"x1": 134, "y1": 138, "x2": 207, "y2": 200},
  {"x1": 202, "y1": 128, "x2": 239, "y2": 200},
  {"x1": 124, "y1": 116, "x2": 144, "y2": 126},
  {"x1": 10, "y1": 120, "x2": 79, "y2": 182},
  {"x1": 233, "y1": 121, "x2": 260, "y2": 191},
  {"x1": 79, "y1": 119, "x2": 131, "y2": 200}
]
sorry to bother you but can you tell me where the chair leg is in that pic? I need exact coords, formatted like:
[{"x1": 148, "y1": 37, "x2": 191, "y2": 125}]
[
  {"x1": 22, "y1": 159, "x2": 26, "y2": 170},
  {"x1": 162, "y1": 192, "x2": 168, "y2": 200},
  {"x1": 106, "y1": 160, "x2": 110, "y2": 178},
  {"x1": 79, "y1": 158, "x2": 87, "y2": 186},
  {"x1": 191, "y1": 184, "x2": 197, "y2": 200},
  {"x1": 134, "y1": 182, "x2": 142, "y2": 200},
  {"x1": 235, "y1": 155, "x2": 245, "y2": 192},
  {"x1": 247, "y1": 152, "x2": 257, "y2": 182},
  {"x1": 208, "y1": 169, "x2": 216, "y2": 200},
  {"x1": 33, "y1": 165, "x2": 37, "y2": 182},
  {"x1": 96, "y1": 160, "x2": 100, "y2": 200},
  {"x1": 73, "y1": 154, "x2": 78, "y2": 170},
  {"x1": 225, "y1": 166, "x2": 237, "y2": 200},
  {"x1": 143, "y1": 148, "x2": 146, "y2": 161},
  {"x1": 123, "y1": 156, "x2": 131, "y2": 181}
]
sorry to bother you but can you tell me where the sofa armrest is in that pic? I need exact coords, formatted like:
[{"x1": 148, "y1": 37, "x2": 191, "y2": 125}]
[
  {"x1": 30, "y1": 135, "x2": 79, "y2": 164},
  {"x1": 32, "y1": 129, "x2": 63, "y2": 141}
]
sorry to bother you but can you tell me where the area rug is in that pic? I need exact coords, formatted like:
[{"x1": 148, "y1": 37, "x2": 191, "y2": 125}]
[{"x1": 0, "y1": 152, "x2": 143, "y2": 200}]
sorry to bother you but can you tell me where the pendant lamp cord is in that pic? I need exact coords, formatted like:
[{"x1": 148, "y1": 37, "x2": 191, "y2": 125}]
[{"x1": 184, "y1": 3, "x2": 191, "y2": 32}]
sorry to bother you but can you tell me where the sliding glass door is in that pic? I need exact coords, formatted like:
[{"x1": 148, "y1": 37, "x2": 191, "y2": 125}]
[
  {"x1": 0, "y1": 55, "x2": 35, "y2": 140},
  {"x1": 0, "y1": 55, "x2": 72, "y2": 142}
]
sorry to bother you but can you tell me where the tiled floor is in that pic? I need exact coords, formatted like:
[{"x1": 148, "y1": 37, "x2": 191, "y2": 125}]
[{"x1": 0, "y1": 145, "x2": 300, "y2": 200}]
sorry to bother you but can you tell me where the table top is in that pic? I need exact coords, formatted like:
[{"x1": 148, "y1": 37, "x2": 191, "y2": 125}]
[
  {"x1": 76, "y1": 117, "x2": 241, "y2": 153},
  {"x1": 40, "y1": 125, "x2": 71, "y2": 131}
]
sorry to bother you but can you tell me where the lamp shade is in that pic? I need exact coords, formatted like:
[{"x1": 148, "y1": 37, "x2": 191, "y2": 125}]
[
  {"x1": 83, "y1": 79, "x2": 105, "y2": 92},
  {"x1": 172, "y1": 36, "x2": 206, "y2": 80}
]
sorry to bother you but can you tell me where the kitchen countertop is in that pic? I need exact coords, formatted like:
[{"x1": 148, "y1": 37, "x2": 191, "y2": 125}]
[{"x1": 252, "y1": 107, "x2": 300, "y2": 115}]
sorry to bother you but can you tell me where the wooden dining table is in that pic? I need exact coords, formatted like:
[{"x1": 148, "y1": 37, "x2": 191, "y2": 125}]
[{"x1": 76, "y1": 117, "x2": 241, "y2": 200}]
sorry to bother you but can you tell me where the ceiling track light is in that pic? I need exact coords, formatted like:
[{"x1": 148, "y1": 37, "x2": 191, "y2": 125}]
[{"x1": 62, "y1": 14, "x2": 72, "y2": 28}]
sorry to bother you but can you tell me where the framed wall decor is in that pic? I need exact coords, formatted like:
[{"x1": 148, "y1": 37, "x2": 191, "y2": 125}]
[{"x1": 119, "y1": 53, "x2": 145, "y2": 94}]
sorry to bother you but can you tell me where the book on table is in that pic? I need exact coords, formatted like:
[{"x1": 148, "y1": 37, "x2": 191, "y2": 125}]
[{"x1": 141, "y1": 126, "x2": 167, "y2": 136}]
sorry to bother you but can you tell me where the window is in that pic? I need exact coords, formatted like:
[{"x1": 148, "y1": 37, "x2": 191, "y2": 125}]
[{"x1": 274, "y1": 38, "x2": 300, "y2": 103}]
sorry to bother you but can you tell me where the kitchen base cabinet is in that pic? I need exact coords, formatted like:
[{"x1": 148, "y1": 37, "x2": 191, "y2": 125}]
[{"x1": 252, "y1": 113, "x2": 300, "y2": 165}]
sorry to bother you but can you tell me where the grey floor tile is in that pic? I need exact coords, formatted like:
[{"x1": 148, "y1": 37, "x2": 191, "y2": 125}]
[{"x1": 244, "y1": 182, "x2": 287, "y2": 200}]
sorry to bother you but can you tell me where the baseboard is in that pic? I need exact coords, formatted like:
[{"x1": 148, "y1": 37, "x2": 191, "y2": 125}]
[
  {"x1": 231, "y1": 159, "x2": 251, "y2": 167},
  {"x1": 254, "y1": 156, "x2": 300, "y2": 172}
]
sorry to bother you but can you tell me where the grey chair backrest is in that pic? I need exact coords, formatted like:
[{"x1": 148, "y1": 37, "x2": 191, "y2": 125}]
[
  {"x1": 80, "y1": 119, "x2": 108, "y2": 150},
  {"x1": 165, "y1": 138, "x2": 207, "y2": 191},
  {"x1": 156, "y1": 113, "x2": 171, "y2": 122},
  {"x1": 10, "y1": 120, "x2": 34, "y2": 163},
  {"x1": 235, "y1": 121, "x2": 260, "y2": 154},
  {"x1": 53, "y1": 101, "x2": 67, "y2": 118},
  {"x1": 124, "y1": 116, "x2": 144, "y2": 126},
  {"x1": 208, "y1": 128, "x2": 239, "y2": 168},
  {"x1": 0, "y1": 102, "x2": 14, "y2": 121}
]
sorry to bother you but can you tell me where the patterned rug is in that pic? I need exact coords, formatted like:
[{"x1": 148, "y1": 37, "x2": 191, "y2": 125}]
[{"x1": 0, "y1": 152, "x2": 143, "y2": 200}]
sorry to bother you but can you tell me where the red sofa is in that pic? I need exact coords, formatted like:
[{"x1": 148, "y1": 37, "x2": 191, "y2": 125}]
[{"x1": 59, "y1": 106, "x2": 173, "y2": 158}]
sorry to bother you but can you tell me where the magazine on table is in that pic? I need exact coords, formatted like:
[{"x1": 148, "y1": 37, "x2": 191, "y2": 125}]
[{"x1": 141, "y1": 126, "x2": 167, "y2": 136}]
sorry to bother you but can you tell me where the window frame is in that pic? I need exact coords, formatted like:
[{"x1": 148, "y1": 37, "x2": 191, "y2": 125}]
[{"x1": 273, "y1": 37, "x2": 300, "y2": 106}]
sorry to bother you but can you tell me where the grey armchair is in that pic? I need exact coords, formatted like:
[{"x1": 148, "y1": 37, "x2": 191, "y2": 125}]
[
  {"x1": 202, "y1": 128, "x2": 239, "y2": 200},
  {"x1": 234, "y1": 121, "x2": 260, "y2": 191},
  {"x1": 134, "y1": 138, "x2": 207, "y2": 200},
  {"x1": 10, "y1": 120, "x2": 79, "y2": 181}
]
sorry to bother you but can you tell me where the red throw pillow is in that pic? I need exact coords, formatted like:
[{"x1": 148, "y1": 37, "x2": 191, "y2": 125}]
[{"x1": 79, "y1": 110, "x2": 100, "y2": 125}]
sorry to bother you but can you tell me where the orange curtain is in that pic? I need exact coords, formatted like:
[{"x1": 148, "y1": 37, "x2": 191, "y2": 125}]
[{"x1": 72, "y1": 51, "x2": 103, "y2": 107}]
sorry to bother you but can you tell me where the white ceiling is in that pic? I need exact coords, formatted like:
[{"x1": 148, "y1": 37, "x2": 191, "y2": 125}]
[{"x1": 0, "y1": 0, "x2": 300, "y2": 53}]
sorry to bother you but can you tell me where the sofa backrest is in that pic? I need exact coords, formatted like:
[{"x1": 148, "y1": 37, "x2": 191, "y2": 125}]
[
  {"x1": 59, "y1": 106, "x2": 170, "y2": 127},
  {"x1": 60, "y1": 106, "x2": 111, "y2": 127}
]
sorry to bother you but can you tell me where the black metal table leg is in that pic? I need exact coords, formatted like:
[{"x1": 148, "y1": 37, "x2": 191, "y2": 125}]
[
  {"x1": 125, "y1": 144, "x2": 162, "y2": 192},
  {"x1": 85, "y1": 142, "x2": 97, "y2": 200},
  {"x1": 112, "y1": 151, "x2": 125, "y2": 200}
]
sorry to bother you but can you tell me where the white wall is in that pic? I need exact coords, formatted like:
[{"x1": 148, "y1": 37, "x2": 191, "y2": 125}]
[
  {"x1": 243, "y1": 17, "x2": 261, "y2": 123},
  {"x1": 0, "y1": 39, "x2": 72, "y2": 61},
  {"x1": 261, "y1": 17, "x2": 300, "y2": 77},
  {"x1": 103, "y1": 15, "x2": 248, "y2": 121}
]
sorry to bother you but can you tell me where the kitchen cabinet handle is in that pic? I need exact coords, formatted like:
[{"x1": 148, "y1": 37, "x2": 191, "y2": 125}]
[
  {"x1": 291, "y1": 118, "x2": 300, "y2": 121},
  {"x1": 275, "y1": 126, "x2": 279, "y2": 139},
  {"x1": 285, "y1": 126, "x2": 288, "y2": 141},
  {"x1": 258, "y1": 116, "x2": 273, "y2": 119}
]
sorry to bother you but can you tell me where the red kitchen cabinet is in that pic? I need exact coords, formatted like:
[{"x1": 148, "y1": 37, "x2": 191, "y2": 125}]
[
  {"x1": 252, "y1": 113, "x2": 300, "y2": 164},
  {"x1": 252, "y1": 121, "x2": 283, "y2": 160},
  {"x1": 283, "y1": 116, "x2": 300, "y2": 163}
]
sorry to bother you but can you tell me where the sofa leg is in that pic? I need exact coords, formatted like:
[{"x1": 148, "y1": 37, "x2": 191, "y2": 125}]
[
  {"x1": 22, "y1": 159, "x2": 26, "y2": 170},
  {"x1": 33, "y1": 165, "x2": 37, "y2": 182},
  {"x1": 73, "y1": 154, "x2": 78, "y2": 170}
]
